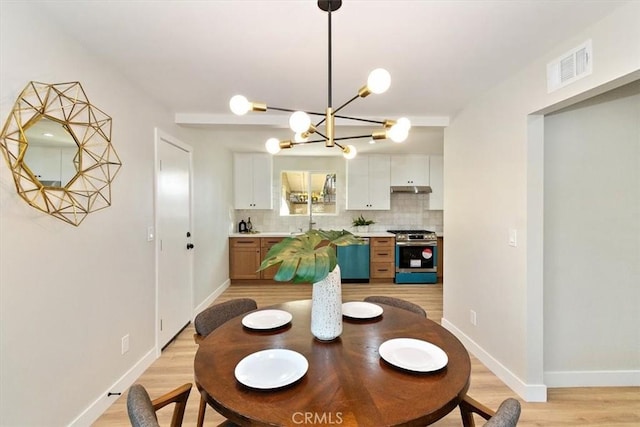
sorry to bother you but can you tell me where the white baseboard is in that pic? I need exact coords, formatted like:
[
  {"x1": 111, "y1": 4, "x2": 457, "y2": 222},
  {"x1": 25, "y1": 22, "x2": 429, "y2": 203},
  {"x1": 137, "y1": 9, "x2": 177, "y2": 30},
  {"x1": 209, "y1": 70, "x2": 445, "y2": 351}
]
[
  {"x1": 193, "y1": 278, "x2": 230, "y2": 319},
  {"x1": 68, "y1": 348, "x2": 158, "y2": 427},
  {"x1": 441, "y1": 317, "x2": 548, "y2": 403},
  {"x1": 545, "y1": 370, "x2": 640, "y2": 387}
]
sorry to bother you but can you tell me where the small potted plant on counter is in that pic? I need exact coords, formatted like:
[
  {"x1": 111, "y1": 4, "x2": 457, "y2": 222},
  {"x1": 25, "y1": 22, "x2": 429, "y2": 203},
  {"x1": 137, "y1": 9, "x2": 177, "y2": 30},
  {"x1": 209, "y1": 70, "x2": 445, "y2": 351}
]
[{"x1": 352, "y1": 214, "x2": 375, "y2": 233}]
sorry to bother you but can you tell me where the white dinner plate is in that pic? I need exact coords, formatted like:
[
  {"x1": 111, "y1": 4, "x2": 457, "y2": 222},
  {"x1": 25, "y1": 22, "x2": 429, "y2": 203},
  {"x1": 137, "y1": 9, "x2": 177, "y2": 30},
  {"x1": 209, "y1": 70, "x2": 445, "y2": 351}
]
[
  {"x1": 378, "y1": 338, "x2": 448, "y2": 372},
  {"x1": 342, "y1": 301, "x2": 384, "y2": 319},
  {"x1": 234, "y1": 349, "x2": 308, "y2": 389},
  {"x1": 242, "y1": 309, "x2": 292, "y2": 330}
]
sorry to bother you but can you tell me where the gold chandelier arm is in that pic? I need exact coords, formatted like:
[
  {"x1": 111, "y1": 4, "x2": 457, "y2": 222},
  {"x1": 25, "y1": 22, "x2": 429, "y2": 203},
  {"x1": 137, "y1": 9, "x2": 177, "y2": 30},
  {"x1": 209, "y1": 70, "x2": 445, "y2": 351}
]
[
  {"x1": 332, "y1": 94, "x2": 359, "y2": 115},
  {"x1": 358, "y1": 85, "x2": 372, "y2": 98},
  {"x1": 372, "y1": 129, "x2": 388, "y2": 140},
  {"x1": 251, "y1": 102, "x2": 267, "y2": 112},
  {"x1": 268, "y1": 106, "x2": 325, "y2": 117},
  {"x1": 333, "y1": 134, "x2": 377, "y2": 141}
]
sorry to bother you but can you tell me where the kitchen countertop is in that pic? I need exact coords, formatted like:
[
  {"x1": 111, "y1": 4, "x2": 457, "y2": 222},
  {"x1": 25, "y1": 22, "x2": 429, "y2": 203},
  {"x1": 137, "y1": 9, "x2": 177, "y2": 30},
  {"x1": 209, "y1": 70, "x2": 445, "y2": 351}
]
[{"x1": 229, "y1": 231, "x2": 396, "y2": 238}]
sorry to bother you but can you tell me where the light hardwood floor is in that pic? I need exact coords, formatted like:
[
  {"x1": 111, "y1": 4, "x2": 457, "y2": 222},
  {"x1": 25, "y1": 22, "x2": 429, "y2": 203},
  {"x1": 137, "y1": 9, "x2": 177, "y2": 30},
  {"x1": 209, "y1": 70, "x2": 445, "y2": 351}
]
[{"x1": 95, "y1": 282, "x2": 640, "y2": 426}]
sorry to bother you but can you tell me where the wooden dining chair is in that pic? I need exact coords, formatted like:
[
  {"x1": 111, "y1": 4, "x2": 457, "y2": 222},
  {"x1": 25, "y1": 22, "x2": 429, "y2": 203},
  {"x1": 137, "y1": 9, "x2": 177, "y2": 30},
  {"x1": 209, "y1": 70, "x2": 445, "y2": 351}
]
[
  {"x1": 459, "y1": 395, "x2": 521, "y2": 427},
  {"x1": 127, "y1": 383, "x2": 192, "y2": 427},
  {"x1": 364, "y1": 295, "x2": 427, "y2": 318},
  {"x1": 193, "y1": 298, "x2": 258, "y2": 426}
]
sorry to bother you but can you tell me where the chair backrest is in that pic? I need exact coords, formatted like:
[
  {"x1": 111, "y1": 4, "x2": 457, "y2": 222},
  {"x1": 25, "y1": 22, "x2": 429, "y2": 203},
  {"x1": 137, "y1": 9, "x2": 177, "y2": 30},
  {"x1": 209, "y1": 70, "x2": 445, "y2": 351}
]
[
  {"x1": 194, "y1": 298, "x2": 258, "y2": 340},
  {"x1": 127, "y1": 383, "x2": 192, "y2": 427},
  {"x1": 363, "y1": 296, "x2": 427, "y2": 317},
  {"x1": 484, "y1": 398, "x2": 521, "y2": 427},
  {"x1": 127, "y1": 384, "x2": 160, "y2": 427}
]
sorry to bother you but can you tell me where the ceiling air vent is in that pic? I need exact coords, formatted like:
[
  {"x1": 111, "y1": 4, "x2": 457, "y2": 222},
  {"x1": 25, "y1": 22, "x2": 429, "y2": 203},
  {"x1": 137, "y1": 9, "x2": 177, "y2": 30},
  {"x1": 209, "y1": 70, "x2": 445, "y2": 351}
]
[{"x1": 547, "y1": 40, "x2": 592, "y2": 93}]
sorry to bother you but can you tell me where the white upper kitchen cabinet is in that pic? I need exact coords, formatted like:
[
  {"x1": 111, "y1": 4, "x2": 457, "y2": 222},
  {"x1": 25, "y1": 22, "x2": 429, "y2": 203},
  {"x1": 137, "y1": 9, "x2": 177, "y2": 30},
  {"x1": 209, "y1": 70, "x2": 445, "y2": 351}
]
[
  {"x1": 346, "y1": 154, "x2": 390, "y2": 210},
  {"x1": 233, "y1": 153, "x2": 273, "y2": 209},
  {"x1": 390, "y1": 155, "x2": 429, "y2": 186},
  {"x1": 427, "y1": 155, "x2": 443, "y2": 210}
]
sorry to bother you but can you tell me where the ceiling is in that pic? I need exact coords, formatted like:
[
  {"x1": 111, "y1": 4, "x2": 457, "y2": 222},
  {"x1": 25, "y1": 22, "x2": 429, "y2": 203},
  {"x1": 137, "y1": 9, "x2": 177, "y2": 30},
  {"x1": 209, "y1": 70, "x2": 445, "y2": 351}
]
[{"x1": 32, "y1": 0, "x2": 628, "y2": 155}]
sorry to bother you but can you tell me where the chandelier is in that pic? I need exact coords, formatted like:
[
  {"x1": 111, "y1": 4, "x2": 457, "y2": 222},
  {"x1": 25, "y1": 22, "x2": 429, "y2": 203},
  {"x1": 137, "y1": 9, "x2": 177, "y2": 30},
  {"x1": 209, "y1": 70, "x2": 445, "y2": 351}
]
[{"x1": 228, "y1": 0, "x2": 411, "y2": 159}]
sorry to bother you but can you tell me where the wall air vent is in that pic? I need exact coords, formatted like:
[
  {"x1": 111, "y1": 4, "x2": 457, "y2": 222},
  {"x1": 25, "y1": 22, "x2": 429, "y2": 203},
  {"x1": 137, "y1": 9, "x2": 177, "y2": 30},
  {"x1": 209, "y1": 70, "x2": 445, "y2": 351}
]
[{"x1": 547, "y1": 39, "x2": 592, "y2": 93}]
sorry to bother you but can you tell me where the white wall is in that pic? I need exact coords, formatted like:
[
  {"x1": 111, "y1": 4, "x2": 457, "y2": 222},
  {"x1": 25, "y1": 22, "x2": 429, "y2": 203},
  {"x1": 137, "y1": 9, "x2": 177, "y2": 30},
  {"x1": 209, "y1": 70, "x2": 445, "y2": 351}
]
[
  {"x1": 0, "y1": 3, "x2": 232, "y2": 425},
  {"x1": 543, "y1": 82, "x2": 640, "y2": 386},
  {"x1": 443, "y1": 1, "x2": 640, "y2": 401}
]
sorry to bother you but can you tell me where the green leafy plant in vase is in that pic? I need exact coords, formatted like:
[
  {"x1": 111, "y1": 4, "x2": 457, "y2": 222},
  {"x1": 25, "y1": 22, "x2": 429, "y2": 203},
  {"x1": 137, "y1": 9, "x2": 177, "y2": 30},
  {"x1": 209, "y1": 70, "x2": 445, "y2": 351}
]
[
  {"x1": 258, "y1": 229, "x2": 363, "y2": 341},
  {"x1": 352, "y1": 214, "x2": 375, "y2": 233},
  {"x1": 259, "y1": 229, "x2": 362, "y2": 283}
]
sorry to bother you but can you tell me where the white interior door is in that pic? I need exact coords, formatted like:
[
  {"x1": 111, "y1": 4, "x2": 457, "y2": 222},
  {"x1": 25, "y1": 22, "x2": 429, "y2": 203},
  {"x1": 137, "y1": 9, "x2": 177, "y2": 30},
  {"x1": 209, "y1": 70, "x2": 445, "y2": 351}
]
[{"x1": 156, "y1": 130, "x2": 193, "y2": 350}]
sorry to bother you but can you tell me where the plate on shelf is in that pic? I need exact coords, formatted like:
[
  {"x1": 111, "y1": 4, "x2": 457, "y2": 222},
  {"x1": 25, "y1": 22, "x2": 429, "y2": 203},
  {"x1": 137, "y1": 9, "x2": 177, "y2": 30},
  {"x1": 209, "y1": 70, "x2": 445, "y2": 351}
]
[
  {"x1": 342, "y1": 301, "x2": 384, "y2": 319},
  {"x1": 235, "y1": 349, "x2": 308, "y2": 389},
  {"x1": 242, "y1": 309, "x2": 292, "y2": 330},
  {"x1": 379, "y1": 338, "x2": 448, "y2": 373}
]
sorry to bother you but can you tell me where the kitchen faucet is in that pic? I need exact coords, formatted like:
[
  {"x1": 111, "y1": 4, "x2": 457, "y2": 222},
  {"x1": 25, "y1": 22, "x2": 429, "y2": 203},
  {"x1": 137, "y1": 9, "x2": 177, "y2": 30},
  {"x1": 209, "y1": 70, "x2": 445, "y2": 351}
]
[{"x1": 308, "y1": 208, "x2": 316, "y2": 231}]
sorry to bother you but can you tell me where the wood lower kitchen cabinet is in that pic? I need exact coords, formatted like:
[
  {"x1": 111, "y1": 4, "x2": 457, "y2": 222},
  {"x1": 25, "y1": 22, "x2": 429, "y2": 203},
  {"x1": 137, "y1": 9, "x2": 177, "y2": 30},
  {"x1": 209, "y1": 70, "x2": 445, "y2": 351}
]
[
  {"x1": 260, "y1": 237, "x2": 283, "y2": 280},
  {"x1": 229, "y1": 237, "x2": 285, "y2": 281},
  {"x1": 229, "y1": 237, "x2": 261, "y2": 280},
  {"x1": 370, "y1": 236, "x2": 395, "y2": 280}
]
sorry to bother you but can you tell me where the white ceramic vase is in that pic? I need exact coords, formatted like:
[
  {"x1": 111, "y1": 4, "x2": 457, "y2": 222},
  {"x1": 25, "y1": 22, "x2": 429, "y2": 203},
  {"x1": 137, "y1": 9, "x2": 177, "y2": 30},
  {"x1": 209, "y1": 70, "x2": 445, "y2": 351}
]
[{"x1": 310, "y1": 265, "x2": 342, "y2": 341}]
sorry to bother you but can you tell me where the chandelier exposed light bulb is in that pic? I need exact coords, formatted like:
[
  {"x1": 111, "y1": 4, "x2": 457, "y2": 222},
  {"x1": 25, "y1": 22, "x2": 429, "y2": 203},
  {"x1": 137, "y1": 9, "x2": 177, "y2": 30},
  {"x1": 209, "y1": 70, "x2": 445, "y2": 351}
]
[
  {"x1": 229, "y1": 95, "x2": 251, "y2": 115},
  {"x1": 265, "y1": 137, "x2": 281, "y2": 154},
  {"x1": 387, "y1": 123, "x2": 409, "y2": 143},
  {"x1": 342, "y1": 144, "x2": 357, "y2": 159},
  {"x1": 367, "y1": 68, "x2": 391, "y2": 95},
  {"x1": 396, "y1": 117, "x2": 411, "y2": 132},
  {"x1": 289, "y1": 111, "x2": 312, "y2": 133},
  {"x1": 232, "y1": 0, "x2": 410, "y2": 159}
]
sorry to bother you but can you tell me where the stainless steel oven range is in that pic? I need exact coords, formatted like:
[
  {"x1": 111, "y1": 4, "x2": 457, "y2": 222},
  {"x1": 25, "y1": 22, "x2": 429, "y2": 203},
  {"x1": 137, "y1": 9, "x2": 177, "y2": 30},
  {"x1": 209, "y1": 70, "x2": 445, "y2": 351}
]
[{"x1": 387, "y1": 229, "x2": 438, "y2": 284}]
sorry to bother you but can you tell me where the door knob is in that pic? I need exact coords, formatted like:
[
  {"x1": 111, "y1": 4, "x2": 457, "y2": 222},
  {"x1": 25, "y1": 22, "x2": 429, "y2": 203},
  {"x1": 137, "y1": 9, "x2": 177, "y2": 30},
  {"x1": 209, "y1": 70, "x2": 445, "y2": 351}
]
[{"x1": 186, "y1": 243, "x2": 194, "y2": 250}]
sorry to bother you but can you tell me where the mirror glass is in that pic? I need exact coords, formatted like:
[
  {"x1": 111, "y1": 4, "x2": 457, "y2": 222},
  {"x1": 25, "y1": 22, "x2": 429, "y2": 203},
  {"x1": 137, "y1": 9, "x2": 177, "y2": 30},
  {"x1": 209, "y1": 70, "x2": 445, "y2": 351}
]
[
  {"x1": 280, "y1": 171, "x2": 337, "y2": 216},
  {"x1": 23, "y1": 117, "x2": 79, "y2": 187}
]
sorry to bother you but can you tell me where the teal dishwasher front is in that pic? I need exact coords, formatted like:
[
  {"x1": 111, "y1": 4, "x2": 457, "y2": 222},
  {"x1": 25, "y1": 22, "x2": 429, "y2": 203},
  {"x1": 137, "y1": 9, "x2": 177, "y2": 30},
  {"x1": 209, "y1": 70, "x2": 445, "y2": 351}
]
[{"x1": 336, "y1": 238, "x2": 370, "y2": 283}]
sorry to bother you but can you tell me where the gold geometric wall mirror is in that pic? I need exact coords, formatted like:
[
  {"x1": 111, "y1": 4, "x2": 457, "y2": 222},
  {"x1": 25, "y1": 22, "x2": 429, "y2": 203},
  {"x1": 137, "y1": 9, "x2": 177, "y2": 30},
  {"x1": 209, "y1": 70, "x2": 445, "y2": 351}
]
[{"x1": 0, "y1": 81, "x2": 122, "y2": 226}]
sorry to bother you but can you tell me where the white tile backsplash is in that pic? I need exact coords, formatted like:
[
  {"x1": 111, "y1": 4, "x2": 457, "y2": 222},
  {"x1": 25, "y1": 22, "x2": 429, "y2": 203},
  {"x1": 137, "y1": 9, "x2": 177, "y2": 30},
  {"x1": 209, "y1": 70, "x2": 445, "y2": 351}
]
[{"x1": 235, "y1": 192, "x2": 442, "y2": 234}]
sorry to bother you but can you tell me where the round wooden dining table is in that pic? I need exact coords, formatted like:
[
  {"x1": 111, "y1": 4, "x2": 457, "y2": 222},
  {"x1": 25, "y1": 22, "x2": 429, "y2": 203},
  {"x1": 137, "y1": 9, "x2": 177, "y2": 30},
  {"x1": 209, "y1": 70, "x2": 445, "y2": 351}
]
[{"x1": 194, "y1": 299, "x2": 471, "y2": 426}]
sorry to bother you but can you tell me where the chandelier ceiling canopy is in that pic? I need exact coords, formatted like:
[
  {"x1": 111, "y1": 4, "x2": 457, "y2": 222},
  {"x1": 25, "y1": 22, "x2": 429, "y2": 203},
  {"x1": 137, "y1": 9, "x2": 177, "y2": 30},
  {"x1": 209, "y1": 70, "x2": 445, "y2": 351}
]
[{"x1": 229, "y1": 0, "x2": 411, "y2": 159}]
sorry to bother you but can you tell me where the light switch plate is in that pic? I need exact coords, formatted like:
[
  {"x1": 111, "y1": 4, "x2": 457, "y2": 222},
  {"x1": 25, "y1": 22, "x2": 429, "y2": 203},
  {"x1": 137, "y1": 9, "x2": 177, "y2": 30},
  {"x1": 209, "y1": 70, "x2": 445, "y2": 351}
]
[{"x1": 509, "y1": 229, "x2": 517, "y2": 247}]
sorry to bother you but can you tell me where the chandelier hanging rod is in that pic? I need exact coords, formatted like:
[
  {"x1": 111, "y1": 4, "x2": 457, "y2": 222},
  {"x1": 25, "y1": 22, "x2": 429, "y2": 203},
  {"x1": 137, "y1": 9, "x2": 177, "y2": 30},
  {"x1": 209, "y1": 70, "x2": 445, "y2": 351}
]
[{"x1": 228, "y1": 0, "x2": 411, "y2": 159}]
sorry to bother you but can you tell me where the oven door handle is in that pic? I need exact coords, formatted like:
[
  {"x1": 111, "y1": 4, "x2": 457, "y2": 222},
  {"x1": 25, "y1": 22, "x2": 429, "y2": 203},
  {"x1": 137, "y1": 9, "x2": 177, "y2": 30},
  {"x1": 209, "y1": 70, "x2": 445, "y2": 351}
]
[
  {"x1": 395, "y1": 242, "x2": 437, "y2": 247},
  {"x1": 396, "y1": 267, "x2": 437, "y2": 273}
]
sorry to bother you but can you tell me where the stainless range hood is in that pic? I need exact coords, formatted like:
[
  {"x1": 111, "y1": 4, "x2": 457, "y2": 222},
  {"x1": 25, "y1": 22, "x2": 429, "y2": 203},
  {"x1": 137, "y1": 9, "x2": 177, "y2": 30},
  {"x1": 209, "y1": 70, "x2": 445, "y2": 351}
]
[{"x1": 390, "y1": 185, "x2": 432, "y2": 194}]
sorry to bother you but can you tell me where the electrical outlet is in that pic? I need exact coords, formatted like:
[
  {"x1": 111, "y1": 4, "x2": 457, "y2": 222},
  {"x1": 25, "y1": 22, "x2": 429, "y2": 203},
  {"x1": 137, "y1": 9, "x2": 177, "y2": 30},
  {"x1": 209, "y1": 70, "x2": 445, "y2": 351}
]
[
  {"x1": 470, "y1": 310, "x2": 477, "y2": 326},
  {"x1": 121, "y1": 334, "x2": 130, "y2": 354}
]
